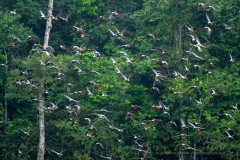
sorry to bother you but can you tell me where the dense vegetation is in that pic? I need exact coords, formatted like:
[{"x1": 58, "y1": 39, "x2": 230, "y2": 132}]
[{"x1": 0, "y1": 0, "x2": 239, "y2": 159}]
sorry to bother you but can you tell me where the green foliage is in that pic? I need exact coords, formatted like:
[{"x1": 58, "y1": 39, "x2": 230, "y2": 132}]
[{"x1": 0, "y1": 0, "x2": 240, "y2": 159}]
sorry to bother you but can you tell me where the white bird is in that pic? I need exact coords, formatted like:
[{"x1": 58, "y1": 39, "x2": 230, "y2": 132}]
[
  {"x1": 132, "y1": 147, "x2": 149, "y2": 154},
  {"x1": 190, "y1": 44, "x2": 202, "y2": 52},
  {"x1": 181, "y1": 56, "x2": 189, "y2": 62},
  {"x1": 147, "y1": 34, "x2": 155, "y2": 39},
  {"x1": 108, "y1": 124, "x2": 124, "y2": 132},
  {"x1": 225, "y1": 130, "x2": 233, "y2": 139},
  {"x1": 133, "y1": 135, "x2": 139, "y2": 139},
  {"x1": 222, "y1": 23, "x2": 232, "y2": 30},
  {"x1": 111, "y1": 57, "x2": 117, "y2": 64},
  {"x1": 84, "y1": 118, "x2": 91, "y2": 125},
  {"x1": 207, "y1": 5, "x2": 216, "y2": 10},
  {"x1": 134, "y1": 140, "x2": 144, "y2": 148},
  {"x1": 188, "y1": 122, "x2": 204, "y2": 130},
  {"x1": 186, "y1": 146, "x2": 197, "y2": 151},
  {"x1": 42, "y1": 50, "x2": 51, "y2": 59},
  {"x1": 195, "y1": 98, "x2": 203, "y2": 105},
  {"x1": 59, "y1": 15, "x2": 69, "y2": 22},
  {"x1": 64, "y1": 95, "x2": 79, "y2": 103},
  {"x1": 86, "y1": 87, "x2": 93, "y2": 96},
  {"x1": 65, "y1": 105, "x2": 72, "y2": 110},
  {"x1": 20, "y1": 129, "x2": 30, "y2": 136},
  {"x1": 115, "y1": 66, "x2": 122, "y2": 74},
  {"x1": 229, "y1": 53, "x2": 235, "y2": 63},
  {"x1": 125, "y1": 56, "x2": 133, "y2": 64},
  {"x1": 211, "y1": 89, "x2": 219, "y2": 96},
  {"x1": 40, "y1": 10, "x2": 47, "y2": 19},
  {"x1": 101, "y1": 93, "x2": 108, "y2": 97},
  {"x1": 100, "y1": 154, "x2": 113, "y2": 160},
  {"x1": 73, "y1": 26, "x2": 85, "y2": 32},
  {"x1": 95, "y1": 114, "x2": 110, "y2": 122},
  {"x1": 193, "y1": 65, "x2": 201, "y2": 70},
  {"x1": 180, "y1": 118, "x2": 187, "y2": 129},
  {"x1": 140, "y1": 55, "x2": 150, "y2": 60},
  {"x1": 187, "y1": 49, "x2": 205, "y2": 60},
  {"x1": 118, "y1": 51, "x2": 129, "y2": 57},
  {"x1": 0, "y1": 63, "x2": 7, "y2": 67},
  {"x1": 117, "y1": 138, "x2": 123, "y2": 142},
  {"x1": 52, "y1": 15, "x2": 58, "y2": 20},
  {"x1": 120, "y1": 73, "x2": 130, "y2": 81},
  {"x1": 162, "y1": 61, "x2": 168, "y2": 66},
  {"x1": 74, "y1": 67, "x2": 84, "y2": 74},
  {"x1": 197, "y1": 3, "x2": 205, "y2": 10},
  {"x1": 195, "y1": 36, "x2": 205, "y2": 48},
  {"x1": 186, "y1": 25, "x2": 195, "y2": 33},
  {"x1": 169, "y1": 121, "x2": 177, "y2": 127},
  {"x1": 50, "y1": 102, "x2": 58, "y2": 110},
  {"x1": 163, "y1": 111, "x2": 170, "y2": 118},
  {"x1": 224, "y1": 113, "x2": 235, "y2": 121},
  {"x1": 49, "y1": 149, "x2": 63, "y2": 156},
  {"x1": 91, "y1": 70, "x2": 101, "y2": 75},
  {"x1": 231, "y1": 103, "x2": 238, "y2": 110},
  {"x1": 109, "y1": 10, "x2": 120, "y2": 18},
  {"x1": 108, "y1": 28, "x2": 118, "y2": 37},
  {"x1": 119, "y1": 44, "x2": 132, "y2": 48},
  {"x1": 74, "y1": 105, "x2": 81, "y2": 114},
  {"x1": 206, "y1": 13, "x2": 215, "y2": 25},
  {"x1": 107, "y1": 123, "x2": 115, "y2": 130},
  {"x1": 18, "y1": 149, "x2": 23, "y2": 155},
  {"x1": 173, "y1": 91, "x2": 184, "y2": 95},
  {"x1": 96, "y1": 143, "x2": 104, "y2": 149},
  {"x1": 9, "y1": 9, "x2": 17, "y2": 15},
  {"x1": 152, "y1": 69, "x2": 161, "y2": 78},
  {"x1": 71, "y1": 59, "x2": 80, "y2": 64},
  {"x1": 204, "y1": 26, "x2": 212, "y2": 36},
  {"x1": 115, "y1": 28, "x2": 125, "y2": 37},
  {"x1": 115, "y1": 127, "x2": 124, "y2": 132},
  {"x1": 150, "y1": 86, "x2": 160, "y2": 93},
  {"x1": 95, "y1": 109, "x2": 111, "y2": 113},
  {"x1": 184, "y1": 65, "x2": 189, "y2": 72},
  {"x1": 178, "y1": 72, "x2": 187, "y2": 80},
  {"x1": 73, "y1": 45, "x2": 81, "y2": 50},
  {"x1": 60, "y1": 44, "x2": 67, "y2": 50},
  {"x1": 189, "y1": 34, "x2": 196, "y2": 41},
  {"x1": 93, "y1": 50, "x2": 101, "y2": 58}
]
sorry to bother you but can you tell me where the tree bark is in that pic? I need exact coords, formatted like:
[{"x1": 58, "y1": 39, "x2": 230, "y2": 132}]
[
  {"x1": 37, "y1": 0, "x2": 53, "y2": 160},
  {"x1": 193, "y1": 143, "x2": 196, "y2": 160},
  {"x1": 43, "y1": 0, "x2": 54, "y2": 49},
  {"x1": 37, "y1": 84, "x2": 45, "y2": 160}
]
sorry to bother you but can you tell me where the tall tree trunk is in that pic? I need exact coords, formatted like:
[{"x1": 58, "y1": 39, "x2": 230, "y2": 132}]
[
  {"x1": 4, "y1": 48, "x2": 8, "y2": 126},
  {"x1": 193, "y1": 143, "x2": 196, "y2": 160},
  {"x1": 179, "y1": 24, "x2": 183, "y2": 51},
  {"x1": 37, "y1": 0, "x2": 53, "y2": 160},
  {"x1": 43, "y1": 0, "x2": 54, "y2": 49},
  {"x1": 37, "y1": 83, "x2": 45, "y2": 160}
]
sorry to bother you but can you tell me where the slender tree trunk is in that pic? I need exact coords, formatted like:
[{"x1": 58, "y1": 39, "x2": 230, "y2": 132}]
[
  {"x1": 37, "y1": 83, "x2": 45, "y2": 160},
  {"x1": 37, "y1": 0, "x2": 53, "y2": 160},
  {"x1": 4, "y1": 48, "x2": 8, "y2": 125},
  {"x1": 179, "y1": 24, "x2": 183, "y2": 51},
  {"x1": 193, "y1": 143, "x2": 196, "y2": 160},
  {"x1": 43, "y1": 0, "x2": 54, "y2": 49}
]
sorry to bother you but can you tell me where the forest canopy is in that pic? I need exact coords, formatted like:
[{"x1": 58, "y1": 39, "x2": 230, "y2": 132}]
[{"x1": 0, "y1": 0, "x2": 239, "y2": 160}]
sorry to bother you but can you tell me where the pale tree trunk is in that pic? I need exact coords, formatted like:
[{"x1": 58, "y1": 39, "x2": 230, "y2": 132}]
[
  {"x1": 193, "y1": 143, "x2": 196, "y2": 160},
  {"x1": 37, "y1": 83, "x2": 45, "y2": 160},
  {"x1": 37, "y1": 0, "x2": 53, "y2": 160},
  {"x1": 43, "y1": 0, "x2": 54, "y2": 49}
]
